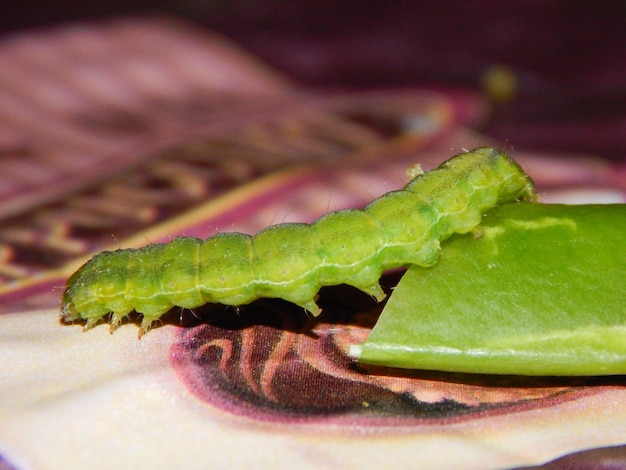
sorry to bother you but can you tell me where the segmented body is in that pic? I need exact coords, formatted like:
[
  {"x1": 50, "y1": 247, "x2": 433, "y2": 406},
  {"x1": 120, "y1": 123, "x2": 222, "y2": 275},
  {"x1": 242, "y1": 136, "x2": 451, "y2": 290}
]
[{"x1": 61, "y1": 147, "x2": 535, "y2": 335}]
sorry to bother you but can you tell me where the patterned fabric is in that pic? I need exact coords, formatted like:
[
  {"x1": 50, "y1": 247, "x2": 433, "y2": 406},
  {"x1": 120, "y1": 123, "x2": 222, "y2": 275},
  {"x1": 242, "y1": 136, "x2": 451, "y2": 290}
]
[{"x1": 0, "y1": 19, "x2": 624, "y2": 470}]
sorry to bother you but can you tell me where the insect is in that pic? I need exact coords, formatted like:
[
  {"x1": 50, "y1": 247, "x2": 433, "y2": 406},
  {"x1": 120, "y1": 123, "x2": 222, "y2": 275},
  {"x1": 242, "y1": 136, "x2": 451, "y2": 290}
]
[{"x1": 61, "y1": 147, "x2": 536, "y2": 336}]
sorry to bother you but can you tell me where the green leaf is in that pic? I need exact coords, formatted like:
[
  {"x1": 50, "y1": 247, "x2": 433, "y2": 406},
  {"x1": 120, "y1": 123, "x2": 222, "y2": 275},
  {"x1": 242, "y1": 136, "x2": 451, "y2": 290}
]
[{"x1": 354, "y1": 203, "x2": 626, "y2": 375}]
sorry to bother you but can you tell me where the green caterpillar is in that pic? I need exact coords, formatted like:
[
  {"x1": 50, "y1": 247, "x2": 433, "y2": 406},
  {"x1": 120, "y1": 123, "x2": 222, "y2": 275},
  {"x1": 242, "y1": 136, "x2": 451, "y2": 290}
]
[{"x1": 61, "y1": 147, "x2": 536, "y2": 336}]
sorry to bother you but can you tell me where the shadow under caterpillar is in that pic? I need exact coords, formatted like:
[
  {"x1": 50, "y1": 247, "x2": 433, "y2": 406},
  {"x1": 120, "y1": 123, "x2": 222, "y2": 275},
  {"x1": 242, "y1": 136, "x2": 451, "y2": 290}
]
[{"x1": 61, "y1": 147, "x2": 536, "y2": 336}]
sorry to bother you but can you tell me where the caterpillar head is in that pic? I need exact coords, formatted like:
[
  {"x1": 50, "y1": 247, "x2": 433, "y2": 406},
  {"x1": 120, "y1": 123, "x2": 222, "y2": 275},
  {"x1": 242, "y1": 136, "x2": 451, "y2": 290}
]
[{"x1": 60, "y1": 251, "x2": 126, "y2": 329}]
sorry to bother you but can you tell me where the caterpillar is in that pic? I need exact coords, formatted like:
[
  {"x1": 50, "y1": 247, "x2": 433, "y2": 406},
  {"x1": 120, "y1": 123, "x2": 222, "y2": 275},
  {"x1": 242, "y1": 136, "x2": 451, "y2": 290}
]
[{"x1": 61, "y1": 147, "x2": 536, "y2": 336}]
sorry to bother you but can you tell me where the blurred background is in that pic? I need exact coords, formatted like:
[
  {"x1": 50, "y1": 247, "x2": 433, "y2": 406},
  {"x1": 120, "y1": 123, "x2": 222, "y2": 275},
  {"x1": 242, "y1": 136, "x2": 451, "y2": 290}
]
[{"x1": 1, "y1": 0, "x2": 624, "y2": 160}]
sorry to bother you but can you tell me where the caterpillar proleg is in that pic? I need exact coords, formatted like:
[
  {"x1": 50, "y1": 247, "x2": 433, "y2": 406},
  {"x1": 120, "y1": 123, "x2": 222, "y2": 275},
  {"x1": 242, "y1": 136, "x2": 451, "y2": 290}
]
[{"x1": 61, "y1": 147, "x2": 535, "y2": 336}]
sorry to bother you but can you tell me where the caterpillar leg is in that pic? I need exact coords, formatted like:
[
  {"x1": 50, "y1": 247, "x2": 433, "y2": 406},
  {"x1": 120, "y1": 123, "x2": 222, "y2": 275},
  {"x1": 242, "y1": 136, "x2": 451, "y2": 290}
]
[
  {"x1": 139, "y1": 316, "x2": 157, "y2": 338},
  {"x1": 134, "y1": 301, "x2": 174, "y2": 337},
  {"x1": 292, "y1": 283, "x2": 385, "y2": 317},
  {"x1": 83, "y1": 317, "x2": 101, "y2": 332},
  {"x1": 295, "y1": 298, "x2": 322, "y2": 316},
  {"x1": 80, "y1": 311, "x2": 131, "y2": 333},
  {"x1": 109, "y1": 312, "x2": 128, "y2": 333},
  {"x1": 358, "y1": 283, "x2": 387, "y2": 303}
]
